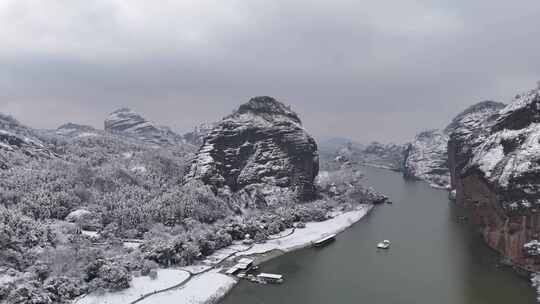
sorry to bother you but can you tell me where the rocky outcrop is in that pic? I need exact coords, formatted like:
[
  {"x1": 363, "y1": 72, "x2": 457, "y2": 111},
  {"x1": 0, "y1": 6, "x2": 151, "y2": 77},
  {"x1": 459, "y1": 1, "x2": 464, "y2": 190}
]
[
  {"x1": 448, "y1": 90, "x2": 540, "y2": 269},
  {"x1": 185, "y1": 96, "x2": 319, "y2": 201},
  {"x1": 105, "y1": 108, "x2": 185, "y2": 146},
  {"x1": 403, "y1": 101, "x2": 505, "y2": 189},
  {"x1": 0, "y1": 113, "x2": 55, "y2": 168},
  {"x1": 183, "y1": 123, "x2": 215, "y2": 147},
  {"x1": 402, "y1": 130, "x2": 449, "y2": 188},
  {"x1": 447, "y1": 101, "x2": 506, "y2": 189}
]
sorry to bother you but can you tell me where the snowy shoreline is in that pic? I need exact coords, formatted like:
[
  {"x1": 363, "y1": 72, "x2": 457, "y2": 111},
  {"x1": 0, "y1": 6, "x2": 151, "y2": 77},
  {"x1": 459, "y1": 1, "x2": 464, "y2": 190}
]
[
  {"x1": 139, "y1": 205, "x2": 374, "y2": 304},
  {"x1": 75, "y1": 205, "x2": 374, "y2": 304}
]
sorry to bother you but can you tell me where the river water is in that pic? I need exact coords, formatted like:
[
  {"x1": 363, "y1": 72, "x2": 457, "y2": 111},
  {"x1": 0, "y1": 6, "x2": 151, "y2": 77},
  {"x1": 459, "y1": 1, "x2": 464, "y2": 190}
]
[{"x1": 221, "y1": 166, "x2": 536, "y2": 304}]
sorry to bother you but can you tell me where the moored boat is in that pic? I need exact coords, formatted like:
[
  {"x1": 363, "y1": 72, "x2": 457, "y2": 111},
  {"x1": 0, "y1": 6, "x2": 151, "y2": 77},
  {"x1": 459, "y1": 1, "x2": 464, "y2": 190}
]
[
  {"x1": 313, "y1": 234, "x2": 336, "y2": 247},
  {"x1": 377, "y1": 240, "x2": 391, "y2": 249}
]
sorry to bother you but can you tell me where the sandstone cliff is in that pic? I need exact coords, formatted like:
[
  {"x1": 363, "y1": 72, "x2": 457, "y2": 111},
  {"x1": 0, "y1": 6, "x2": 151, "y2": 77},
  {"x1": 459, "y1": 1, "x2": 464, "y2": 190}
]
[
  {"x1": 402, "y1": 129, "x2": 449, "y2": 188},
  {"x1": 403, "y1": 101, "x2": 504, "y2": 189},
  {"x1": 448, "y1": 91, "x2": 540, "y2": 269}
]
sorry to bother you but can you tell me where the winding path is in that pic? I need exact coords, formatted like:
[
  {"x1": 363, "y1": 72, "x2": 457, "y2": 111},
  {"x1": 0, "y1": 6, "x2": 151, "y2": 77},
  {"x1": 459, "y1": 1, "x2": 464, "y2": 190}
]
[{"x1": 129, "y1": 226, "x2": 300, "y2": 304}]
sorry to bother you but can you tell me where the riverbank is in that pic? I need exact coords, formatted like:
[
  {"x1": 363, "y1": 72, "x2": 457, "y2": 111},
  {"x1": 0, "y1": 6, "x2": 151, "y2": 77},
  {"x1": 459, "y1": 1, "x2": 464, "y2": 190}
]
[
  {"x1": 222, "y1": 166, "x2": 537, "y2": 304},
  {"x1": 144, "y1": 204, "x2": 373, "y2": 304},
  {"x1": 76, "y1": 204, "x2": 373, "y2": 304}
]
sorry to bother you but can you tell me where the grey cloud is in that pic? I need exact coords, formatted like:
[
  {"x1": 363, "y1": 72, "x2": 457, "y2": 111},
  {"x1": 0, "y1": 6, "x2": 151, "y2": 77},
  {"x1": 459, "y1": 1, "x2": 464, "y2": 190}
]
[{"x1": 1, "y1": 0, "x2": 540, "y2": 142}]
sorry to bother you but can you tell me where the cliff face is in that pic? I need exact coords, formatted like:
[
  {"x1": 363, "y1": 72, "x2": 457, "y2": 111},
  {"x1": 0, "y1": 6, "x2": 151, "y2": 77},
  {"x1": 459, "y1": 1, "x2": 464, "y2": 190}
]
[
  {"x1": 185, "y1": 96, "x2": 319, "y2": 201},
  {"x1": 448, "y1": 92, "x2": 540, "y2": 268},
  {"x1": 403, "y1": 129, "x2": 450, "y2": 188},
  {"x1": 404, "y1": 101, "x2": 505, "y2": 189},
  {"x1": 447, "y1": 101, "x2": 506, "y2": 189},
  {"x1": 182, "y1": 123, "x2": 215, "y2": 147}
]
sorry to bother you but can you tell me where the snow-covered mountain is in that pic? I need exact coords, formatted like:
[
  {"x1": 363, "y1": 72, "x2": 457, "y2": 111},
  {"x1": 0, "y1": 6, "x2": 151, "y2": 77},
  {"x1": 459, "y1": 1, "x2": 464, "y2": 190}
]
[
  {"x1": 0, "y1": 99, "x2": 387, "y2": 304},
  {"x1": 402, "y1": 130, "x2": 449, "y2": 188},
  {"x1": 56, "y1": 122, "x2": 98, "y2": 136},
  {"x1": 403, "y1": 101, "x2": 505, "y2": 189},
  {"x1": 0, "y1": 113, "x2": 56, "y2": 169},
  {"x1": 448, "y1": 86, "x2": 540, "y2": 271},
  {"x1": 105, "y1": 108, "x2": 186, "y2": 147},
  {"x1": 186, "y1": 96, "x2": 319, "y2": 201}
]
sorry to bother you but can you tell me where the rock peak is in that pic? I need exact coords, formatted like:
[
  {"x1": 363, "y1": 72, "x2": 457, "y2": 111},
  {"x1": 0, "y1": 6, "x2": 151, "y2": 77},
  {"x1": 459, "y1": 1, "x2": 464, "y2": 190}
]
[
  {"x1": 111, "y1": 107, "x2": 134, "y2": 114},
  {"x1": 0, "y1": 113, "x2": 21, "y2": 127},
  {"x1": 445, "y1": 100, "x2": 505, "y2": 134},
  {"x1": 105, "y1": 108, "x2": 148, "y2": 132},
  {"x1": 186, "y1": 97, "x2": 318, "y2": 201},
  {"x1": 235, "y1": 96, "x2": 301, "y2": 124},
  {"x1": 104, "y1": 108, "x2": 184, "y2": 146}
]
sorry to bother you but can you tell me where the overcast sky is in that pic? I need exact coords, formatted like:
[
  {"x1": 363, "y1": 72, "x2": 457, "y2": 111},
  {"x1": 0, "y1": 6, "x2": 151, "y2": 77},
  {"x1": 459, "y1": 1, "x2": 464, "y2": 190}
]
[{"x1": 1, "y1": 0, "x2": 540, "y2": 143}]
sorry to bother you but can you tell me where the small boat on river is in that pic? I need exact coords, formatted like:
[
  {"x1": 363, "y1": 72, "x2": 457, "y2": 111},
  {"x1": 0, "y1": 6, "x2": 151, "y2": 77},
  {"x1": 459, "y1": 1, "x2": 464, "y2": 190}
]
[
  {"x1": 313, "y1": 234, "x2": 336, "y2": 247},
  {"x1": 377, "y1": 240, "x2": 391, "y2": 249}
]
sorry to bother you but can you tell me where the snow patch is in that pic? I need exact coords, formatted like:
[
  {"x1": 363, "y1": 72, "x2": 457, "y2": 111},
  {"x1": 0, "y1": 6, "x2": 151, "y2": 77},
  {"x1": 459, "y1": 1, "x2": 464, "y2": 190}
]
[
  {"x1": 138, "y1": 269, "x2": 235, "y2": 304},
  {"x1": 131, "y1": 166, "x2": 147, "y2": 173},
  {"x1": 77, "y1": 132, "x2": 98, "y2": 138},
  {"x1": 532, "y1": 273, "x2": 540, "y2": 302},
  {"x1": 81, "y1": 230, "x2": 99, "y2": 238},
  {"x1": 76, "y1": 269, "x2": 190, "y2": 304}
]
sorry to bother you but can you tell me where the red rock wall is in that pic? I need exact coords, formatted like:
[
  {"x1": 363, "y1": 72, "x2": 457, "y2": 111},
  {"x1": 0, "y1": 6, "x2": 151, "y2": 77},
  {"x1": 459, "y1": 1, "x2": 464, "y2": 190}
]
[{"x1": 455, "y1": 170, "x2": 540, "y2": 267}]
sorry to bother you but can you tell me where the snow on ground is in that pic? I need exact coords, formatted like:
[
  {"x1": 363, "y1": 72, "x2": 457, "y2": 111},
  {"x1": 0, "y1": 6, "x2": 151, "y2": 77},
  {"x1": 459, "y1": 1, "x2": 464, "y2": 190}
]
[
  {"x1": 123, "y1": 241, "x2": 142, "y2": 249},
  {"x1": 77, "y1": 132, "x2": 99, "y2": 138},
  {"x1": 81, "y1": 230, "x2": 99, "y2": 238},
  {"x1": 179, "y1": 265, "x2": 212, "y2": 275},
  {"x1": 532, "y1": 273, "x2": 540, "y2": 302},
  {"x1": 201, "y1": 244, "x2": 250, "y2": 266},
  {"x1": 238, "y1": 205, "x2": 372, "y2": 256},
  {"x1": 470, "y1": 122, "x2": 540, "y2": 187},
  {"x1": 0, "y1": 274, "x2": 16, "y2": 285},
  {"x1": 0, "y1": 141, "x2": 14, "y2": 151},
  {"x1": 75, "y1": 269, "x2": 190, "y2": 304},
  {"x1": 84, "y1": 207, "x2": 372, "y2": 304},
  {"x1": 138, "y1": 269, "x2": 236, "y2": 304},
  {"x1": 130, "y1": 166, "x2": 147, "y2": 173}
]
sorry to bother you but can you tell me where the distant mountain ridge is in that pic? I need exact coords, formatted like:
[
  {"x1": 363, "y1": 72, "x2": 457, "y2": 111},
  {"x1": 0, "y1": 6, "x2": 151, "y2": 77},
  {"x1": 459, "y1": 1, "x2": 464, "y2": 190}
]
[{"x1": 104, "y1": 108, "x2": 187, "y2": 146}]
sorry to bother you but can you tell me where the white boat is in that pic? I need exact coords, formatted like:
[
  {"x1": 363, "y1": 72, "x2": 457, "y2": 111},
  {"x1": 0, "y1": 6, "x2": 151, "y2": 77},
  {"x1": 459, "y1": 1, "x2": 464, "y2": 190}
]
[
  {"x1": 313, "y1": 234, "x2": 336, "y2": 247},
  {"x1": 377, "y1": 240, "x2": 391, "y2": 249}
]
